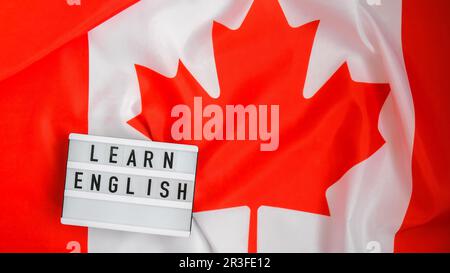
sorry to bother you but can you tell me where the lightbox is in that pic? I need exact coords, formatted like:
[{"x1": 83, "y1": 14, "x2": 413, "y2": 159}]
[{"x1": 61, "y1": 133, "x2": 198, "y2": 237}]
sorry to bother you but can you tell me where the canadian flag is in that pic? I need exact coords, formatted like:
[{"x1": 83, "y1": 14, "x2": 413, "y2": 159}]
[{"x1": 0, "y1": 0, "x2": 449, "y2": 253}]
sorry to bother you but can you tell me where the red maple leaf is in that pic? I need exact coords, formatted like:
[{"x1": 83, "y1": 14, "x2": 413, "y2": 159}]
[{"x1": 128, "y1": 0, "x2": 389, "y2": 252}]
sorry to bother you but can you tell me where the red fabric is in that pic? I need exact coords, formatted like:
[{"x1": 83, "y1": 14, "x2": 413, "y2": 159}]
[
  {"x1": 0, "y1": 35, "x2": 89, "y2": 252},
  {"x1": 394, "y1": 0, "x2": 450, "y2": 252},
  {"x1": 0, "y1": 0, "x2": 138, "y2": 81}
]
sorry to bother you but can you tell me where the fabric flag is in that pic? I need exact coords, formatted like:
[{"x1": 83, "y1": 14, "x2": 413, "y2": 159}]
[{"x1": 0, "y1": 0, "x2": 449, "y2": 253}]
